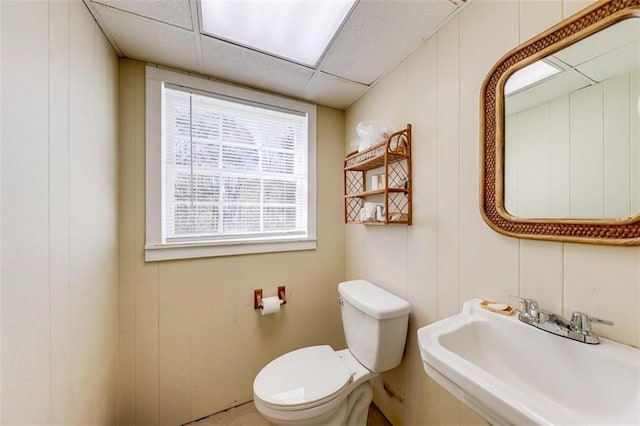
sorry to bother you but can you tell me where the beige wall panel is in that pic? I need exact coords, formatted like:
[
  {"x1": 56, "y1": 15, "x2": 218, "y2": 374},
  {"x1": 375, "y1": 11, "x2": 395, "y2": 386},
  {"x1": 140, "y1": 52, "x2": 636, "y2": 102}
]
[
  {"x1": 459, "y1": 402, "x2": 487, "y2": 425},
  {"x1": 458, "y1": 0, "x2": 520, "y2": 304},
  {"x1": 515, "y1": 104, "x2": 551, "y2": 217},
  {"x1": 95, "y1": 25, "x2": 120, "y2": 424},
  {"x1": 563, "y1": 0, "x2": 598, "y2": 17},
  {"x1": 49, "y1": 0, "x2": 72, "y2": 423},
  {"x1": 158, "y1": 261, "x2": 193, "y2": 425},
  {"x1": 344, "y1": 1, "x2": 640, "y2": 425},
  {"x1": 435, "y1": 16, "x2": 461, "y2": 321},
  {"x1": 208, "y1": 257, "x2": 244, "y2": 413},
  {"x1": 570, "y1": 85, "x2": 604, "y2": 217},
  {"x1": 0, "y1": 0, "x2": 3, "y2": 417},
  {"x1": 548, "y1": 96, "x2": 571, "y2": 217},
  {"x1": 519, "y1": 240, "x2": 563, "y2": 313},
  {"x1": 603, "y1": 74, "x2": 631, "y2": 217},
  {"x1": 134, "y1": 246, "x2": 160, "y2": 424},
  {"x1": 2, "y1": 1, "x2": 118, "y2": 424},
  {"x1": 520, "y1": 0, "x2": 563, "y2": 41},
  {"x1": 564, "y1": 244, "x2": 640, "y2": 347},
  {"x1": 406, "y1": 38, "x2": 438, "y2": 331},
  {"x1": 134, "y1": 58, "x2": 161, "y2": 425},
  {"x1": 372, "y1": 227, "x2": 409, "y2": 298},
  {"x1": 1, "y1": 1, "x2": 52, "y2": 423},
  {"x1": 118, "y1": 63, "x2": 346, "y2": 424},
  {"x1": 119, "y1": 59, "x2": 161, "y2": 426},
  {"x1": 632, "y1": 71, "x2": 640, "y2": 214},
  {"x1": 70, "y1": 3, "x2": 101, "y2": 422},
  {"x1": 505, "y1": 112, "x2": 519, "y2": 215},
  {"x1": 118, "y1": 59, "x2": 139, "y2": 426},
  {"x1": 68, "y1": 3, "x2": 119, "y2": 423},
  {"x1": 404, "y1": 37, "x2": 439, "y2": 426},
  {"x1": 190, "y1": 260, "x2": 214, "y2": 420}
]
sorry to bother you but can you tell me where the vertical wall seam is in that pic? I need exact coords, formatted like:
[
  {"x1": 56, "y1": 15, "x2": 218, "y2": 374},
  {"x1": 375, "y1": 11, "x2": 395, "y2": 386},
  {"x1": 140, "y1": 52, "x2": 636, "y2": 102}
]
[
  {"x1": 516, "y1": 0, "x2": 522, "y2": 297},
  {"x1": 190, "y1": 268, "x2": 194, "y2": 420},
  {"x1": 456, "y1": 14, "x2": 461, "y2": 310},
  {"x1": 602, "y1": 85, "x2": 605, "y2": 215},
  {"x1": 434, "y1": 31, "x2": 439, "y2": 321},
  {"x1": 47, "y1": 1, "x2": 53, "y2": 422},
  {"x1": 65, "y1": 2, "x2": 73, "y2": 422},
  {"x1": 629, "y1": 75, "x2": 632, "y2": 212},
  {"x1": 0, "y1": 0, "x2": 3, "y2": 419},
  {"x1": 132, "y1": 61, "x2": 138, "y2": 426},
  {"x1": 65, "y1": 2, "x2": 72, "y2": 422}
]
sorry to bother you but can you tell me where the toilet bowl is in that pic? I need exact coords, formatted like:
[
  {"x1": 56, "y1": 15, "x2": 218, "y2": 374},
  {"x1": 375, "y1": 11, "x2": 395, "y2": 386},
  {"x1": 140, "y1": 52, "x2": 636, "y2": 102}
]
[
  {"x1": 253, "y1": 280, "x2": 411, "y2": 426},
  {"x1": 254, "y1": 346, "x2": 375, "y2": 425}
]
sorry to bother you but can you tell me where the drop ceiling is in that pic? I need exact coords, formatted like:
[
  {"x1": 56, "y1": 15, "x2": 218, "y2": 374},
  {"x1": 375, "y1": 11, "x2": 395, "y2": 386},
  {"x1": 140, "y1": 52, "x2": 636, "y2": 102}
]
[
  {"x1": 84, "y1": 0, "x2": 464, "y2": 110},
  {"x1": 505, "y1": 18, "x2": 640, "y2": 115}
]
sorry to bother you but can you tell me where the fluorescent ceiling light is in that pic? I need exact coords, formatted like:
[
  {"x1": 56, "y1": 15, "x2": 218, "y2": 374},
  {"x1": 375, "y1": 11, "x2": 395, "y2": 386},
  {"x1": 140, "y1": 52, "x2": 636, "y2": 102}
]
[
  {"x1": 504, "y1": 60, "x2": 562, "y2": 95},
  {"x1": 200, "y1": 0, "x2": 356, "y2": 67}
]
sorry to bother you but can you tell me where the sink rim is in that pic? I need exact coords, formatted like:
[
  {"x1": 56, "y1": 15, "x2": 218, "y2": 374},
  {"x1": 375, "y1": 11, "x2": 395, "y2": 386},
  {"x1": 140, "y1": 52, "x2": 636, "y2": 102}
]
[{"x1": 417, "y1": 298, "x2": 640, "y2": 426}]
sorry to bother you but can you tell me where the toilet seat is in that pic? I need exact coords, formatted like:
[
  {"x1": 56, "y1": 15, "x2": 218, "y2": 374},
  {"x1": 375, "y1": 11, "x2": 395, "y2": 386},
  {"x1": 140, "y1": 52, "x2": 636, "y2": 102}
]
[{"x1": 253, "y1": 345, "x2": 353, "y2": 411}]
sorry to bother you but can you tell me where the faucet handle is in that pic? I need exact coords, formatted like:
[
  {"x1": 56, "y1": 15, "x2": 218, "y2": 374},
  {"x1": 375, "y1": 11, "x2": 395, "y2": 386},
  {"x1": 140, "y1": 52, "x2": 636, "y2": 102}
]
[
  {"x1": 570, "y1": 311, "x2": 614, "y2": 333},
  {"x1": 509, "y1": 295, "x2": 539, "y2": 317}
]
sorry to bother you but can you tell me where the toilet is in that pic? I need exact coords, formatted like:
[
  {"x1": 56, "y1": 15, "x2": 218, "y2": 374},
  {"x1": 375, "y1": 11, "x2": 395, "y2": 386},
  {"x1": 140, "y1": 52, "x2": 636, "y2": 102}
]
[{"x1": 253, "y1": 279, "x2": 411, "y2": 426}]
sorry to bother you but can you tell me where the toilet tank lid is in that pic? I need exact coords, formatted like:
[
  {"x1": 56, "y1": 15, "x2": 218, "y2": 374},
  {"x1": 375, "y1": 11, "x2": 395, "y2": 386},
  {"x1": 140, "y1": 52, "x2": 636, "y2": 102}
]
[{"x1": 338, "y1": 280, "x2": 411, "y2": 320}]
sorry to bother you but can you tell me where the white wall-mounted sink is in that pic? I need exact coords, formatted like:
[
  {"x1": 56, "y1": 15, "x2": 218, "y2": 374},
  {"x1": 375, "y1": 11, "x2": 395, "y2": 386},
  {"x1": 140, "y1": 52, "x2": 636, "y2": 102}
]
[{"x1": 417, "y1": 299, "x2": 640, "y2": 425}]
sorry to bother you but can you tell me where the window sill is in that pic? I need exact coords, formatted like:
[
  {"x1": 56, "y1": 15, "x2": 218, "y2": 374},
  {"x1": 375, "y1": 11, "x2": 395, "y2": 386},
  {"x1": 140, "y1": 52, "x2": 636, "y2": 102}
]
[{"x1": 145, "y1": 237, "x2": 317, "y2": 261}]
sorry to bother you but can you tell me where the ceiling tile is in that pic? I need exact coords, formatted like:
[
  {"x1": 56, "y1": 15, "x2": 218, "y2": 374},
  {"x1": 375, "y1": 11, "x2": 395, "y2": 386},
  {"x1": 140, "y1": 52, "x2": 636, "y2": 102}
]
[
  {"x1": 301, "y1": 72, "x2": 368, "y2": 110},
  {"x1": 505, "y1": 69, "x2": 592, "y2": 115},
  {"x1": 554, "y1": 18, "x2": 640, "y2": 67},
  {"x1": 200, "y1": 35, "x2": 314, "y2": 99},
  {"x1": 91, "y1": 0, "x2": 193, "y2": 30},
  {"x1": 92, "y1": 3, "x2": 199, "y2": 73},
  {"x1": 319, "y1": 0, "x2": 457, "y2": 85},
  {"x1": 575, "y1": 41, "x2": 640, "y2": 82}
]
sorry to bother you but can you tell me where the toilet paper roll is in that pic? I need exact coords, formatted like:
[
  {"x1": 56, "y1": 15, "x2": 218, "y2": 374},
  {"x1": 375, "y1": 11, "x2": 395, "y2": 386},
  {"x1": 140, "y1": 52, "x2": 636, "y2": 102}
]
[{"x1": 261, "y1": 296, "x2": 281, "y2": 315}]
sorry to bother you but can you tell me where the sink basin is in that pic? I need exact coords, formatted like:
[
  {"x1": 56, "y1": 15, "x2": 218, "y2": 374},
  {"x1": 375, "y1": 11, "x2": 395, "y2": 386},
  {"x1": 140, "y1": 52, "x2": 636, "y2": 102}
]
[{"x1": 417, "y1": 299, "x2": 640, "y2": 425}]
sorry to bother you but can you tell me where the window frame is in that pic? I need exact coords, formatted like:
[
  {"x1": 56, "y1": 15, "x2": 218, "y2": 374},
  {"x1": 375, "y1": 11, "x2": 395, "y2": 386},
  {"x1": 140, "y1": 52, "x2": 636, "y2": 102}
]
[{"x1": 145, "y1": 66, "x2": 317, "y2": 261}]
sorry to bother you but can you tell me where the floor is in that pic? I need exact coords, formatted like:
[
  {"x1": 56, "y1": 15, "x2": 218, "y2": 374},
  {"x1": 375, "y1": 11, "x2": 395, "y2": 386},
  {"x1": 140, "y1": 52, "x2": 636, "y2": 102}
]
[{"x1": 189, "y1": 401, "x2": 392, "y2": 426}]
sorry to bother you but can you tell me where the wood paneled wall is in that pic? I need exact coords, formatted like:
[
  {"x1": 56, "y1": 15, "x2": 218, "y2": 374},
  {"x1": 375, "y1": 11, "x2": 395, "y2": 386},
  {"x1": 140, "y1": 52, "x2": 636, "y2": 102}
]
[
  {"x1": 506, "y1": 72, "x2": 640, "y2": 218},
  {"x1": 118, "y1": 60, "x2": 347, "y2": 425},
  {"x1": 0, "y1": 1, "x2": 119, "y2": 423},
  {"x1": 345, "y1": 1, "x2": 640, "y2": 425}
]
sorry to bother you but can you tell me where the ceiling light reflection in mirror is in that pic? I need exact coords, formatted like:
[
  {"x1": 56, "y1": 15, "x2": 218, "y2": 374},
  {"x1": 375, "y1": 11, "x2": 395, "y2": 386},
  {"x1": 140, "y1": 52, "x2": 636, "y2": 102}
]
[
  {"x1": 503, "y1": 17, "x2": 640, "y2": 219},
  {"x1": 504, "y1": 60, "x2": 561, "y2": 95},
  {"x1": 200, "y1": 0, "x2": 357, "y2": 67}
]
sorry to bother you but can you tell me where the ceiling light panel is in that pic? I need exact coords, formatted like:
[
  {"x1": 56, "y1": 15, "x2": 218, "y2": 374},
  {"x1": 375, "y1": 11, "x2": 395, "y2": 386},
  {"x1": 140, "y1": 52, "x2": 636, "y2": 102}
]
[
  {"x1": 199, "y1": 0, "x2": 356, "y2": 67},
  {"x1": 504, "y1": 60, "x2": 562, "y2": 95}
]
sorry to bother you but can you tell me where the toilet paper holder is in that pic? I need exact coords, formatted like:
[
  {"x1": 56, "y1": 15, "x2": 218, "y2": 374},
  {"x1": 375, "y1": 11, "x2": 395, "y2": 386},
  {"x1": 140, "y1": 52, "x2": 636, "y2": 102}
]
[{"x1": 254, "y1": 286, "x2": 287, "y2": 310}]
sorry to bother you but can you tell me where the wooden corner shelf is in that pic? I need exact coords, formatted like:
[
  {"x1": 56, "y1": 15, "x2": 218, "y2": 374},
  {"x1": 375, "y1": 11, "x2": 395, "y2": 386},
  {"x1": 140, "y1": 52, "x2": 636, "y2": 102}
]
[{"x1": 344, "y1": 124, "x2": 412, "y2": 225}]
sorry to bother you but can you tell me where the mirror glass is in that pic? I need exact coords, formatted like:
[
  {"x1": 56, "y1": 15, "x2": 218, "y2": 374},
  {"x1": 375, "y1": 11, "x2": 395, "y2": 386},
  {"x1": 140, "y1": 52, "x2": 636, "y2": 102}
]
[{"x1": 503, "y1": 18, "x2": 640, "y2": 219}]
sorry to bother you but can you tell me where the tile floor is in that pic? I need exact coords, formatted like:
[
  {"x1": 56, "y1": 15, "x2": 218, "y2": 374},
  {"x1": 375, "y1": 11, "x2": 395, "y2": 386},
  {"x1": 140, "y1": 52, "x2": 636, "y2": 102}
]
[{"x1": 188, "y1": 401, "x2": 392, "y2": 426}]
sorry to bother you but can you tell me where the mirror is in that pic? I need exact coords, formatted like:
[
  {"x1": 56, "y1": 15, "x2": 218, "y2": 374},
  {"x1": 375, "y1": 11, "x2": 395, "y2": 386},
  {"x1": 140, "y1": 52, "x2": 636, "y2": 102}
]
[
  {"x1": 504, "y1": 18, "x2": 640, "y2": 219},
  {"x1": 481, "y1": 0, "x2": 640, "y2": 244}
]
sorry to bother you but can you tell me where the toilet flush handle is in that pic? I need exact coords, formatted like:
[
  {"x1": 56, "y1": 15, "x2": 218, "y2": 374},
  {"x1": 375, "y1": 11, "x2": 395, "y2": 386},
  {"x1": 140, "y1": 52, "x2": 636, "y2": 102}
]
[{"x1": 337, "y1": 296, "x2": 344, "y2": 306}]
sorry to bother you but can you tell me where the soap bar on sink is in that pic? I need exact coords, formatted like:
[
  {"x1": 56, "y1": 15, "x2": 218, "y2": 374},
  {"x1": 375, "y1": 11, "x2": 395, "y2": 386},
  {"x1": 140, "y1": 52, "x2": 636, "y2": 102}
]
[{"x1": 480, "y1": 300, "x2": 515, "y2": 315}]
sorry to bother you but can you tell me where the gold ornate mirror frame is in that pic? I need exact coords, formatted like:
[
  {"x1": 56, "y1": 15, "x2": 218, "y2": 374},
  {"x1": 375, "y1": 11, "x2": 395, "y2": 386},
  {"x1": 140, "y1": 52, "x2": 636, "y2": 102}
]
[{"x1": 480, "y1": 0, "x2": 640, "y2": 245}]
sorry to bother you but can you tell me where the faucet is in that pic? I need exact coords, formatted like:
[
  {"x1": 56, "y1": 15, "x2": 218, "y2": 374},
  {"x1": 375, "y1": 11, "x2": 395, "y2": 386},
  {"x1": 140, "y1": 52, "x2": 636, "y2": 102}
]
[{"x1": 509, "y1": 296, "x2": 613, "y2": 344}]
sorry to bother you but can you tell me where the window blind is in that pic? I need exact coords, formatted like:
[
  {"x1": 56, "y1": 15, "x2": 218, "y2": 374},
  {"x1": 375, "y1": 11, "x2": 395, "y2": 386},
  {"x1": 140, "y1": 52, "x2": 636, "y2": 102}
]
[{"x1": 162, "y1": 86, "x2": 309, "y2": 243}]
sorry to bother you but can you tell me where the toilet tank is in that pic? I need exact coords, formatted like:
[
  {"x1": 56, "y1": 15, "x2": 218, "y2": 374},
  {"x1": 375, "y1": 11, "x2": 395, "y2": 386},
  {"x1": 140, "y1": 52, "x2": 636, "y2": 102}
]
[{"x1": 338, "y1": 280, "x2": 411, "y2": 372}]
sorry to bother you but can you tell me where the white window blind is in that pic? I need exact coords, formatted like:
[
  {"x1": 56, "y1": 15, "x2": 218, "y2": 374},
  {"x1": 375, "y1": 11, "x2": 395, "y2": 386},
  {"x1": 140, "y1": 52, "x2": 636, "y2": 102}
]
[{"x1": 162, "y1": 86, "x2": 309, "y2": 244}]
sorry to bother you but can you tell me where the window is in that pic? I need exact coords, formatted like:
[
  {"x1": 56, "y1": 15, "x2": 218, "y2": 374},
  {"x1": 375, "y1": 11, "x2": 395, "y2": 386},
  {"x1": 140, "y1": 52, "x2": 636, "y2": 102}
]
[{"x1": 145, "y1": 67, "x2": 316, "y2": 261}]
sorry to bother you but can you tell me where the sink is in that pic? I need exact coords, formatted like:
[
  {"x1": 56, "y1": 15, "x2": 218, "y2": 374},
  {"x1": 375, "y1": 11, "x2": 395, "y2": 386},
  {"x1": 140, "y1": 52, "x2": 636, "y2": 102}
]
[{"x1": 417, "y1": 299, "x2": 640, "y2": 425}]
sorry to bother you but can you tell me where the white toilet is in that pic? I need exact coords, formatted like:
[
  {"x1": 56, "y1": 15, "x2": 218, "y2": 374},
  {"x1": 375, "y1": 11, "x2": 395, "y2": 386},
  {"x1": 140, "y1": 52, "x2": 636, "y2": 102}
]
[{"x1": 253, "y1": 279, "x2": 411, "y2": 426}]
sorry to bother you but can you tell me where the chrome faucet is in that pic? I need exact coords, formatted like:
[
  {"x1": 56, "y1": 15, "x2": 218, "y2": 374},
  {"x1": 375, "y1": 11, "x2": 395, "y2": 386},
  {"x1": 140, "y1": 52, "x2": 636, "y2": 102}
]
[{"x1": 510, "y1": 296, "x2": 613, "y2": 344}]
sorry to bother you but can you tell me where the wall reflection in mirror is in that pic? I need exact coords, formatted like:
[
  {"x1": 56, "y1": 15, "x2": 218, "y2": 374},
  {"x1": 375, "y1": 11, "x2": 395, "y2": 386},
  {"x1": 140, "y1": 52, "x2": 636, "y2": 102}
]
[{"x1": 504, "y1": 17, "x2": 640, "y2": 219}]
